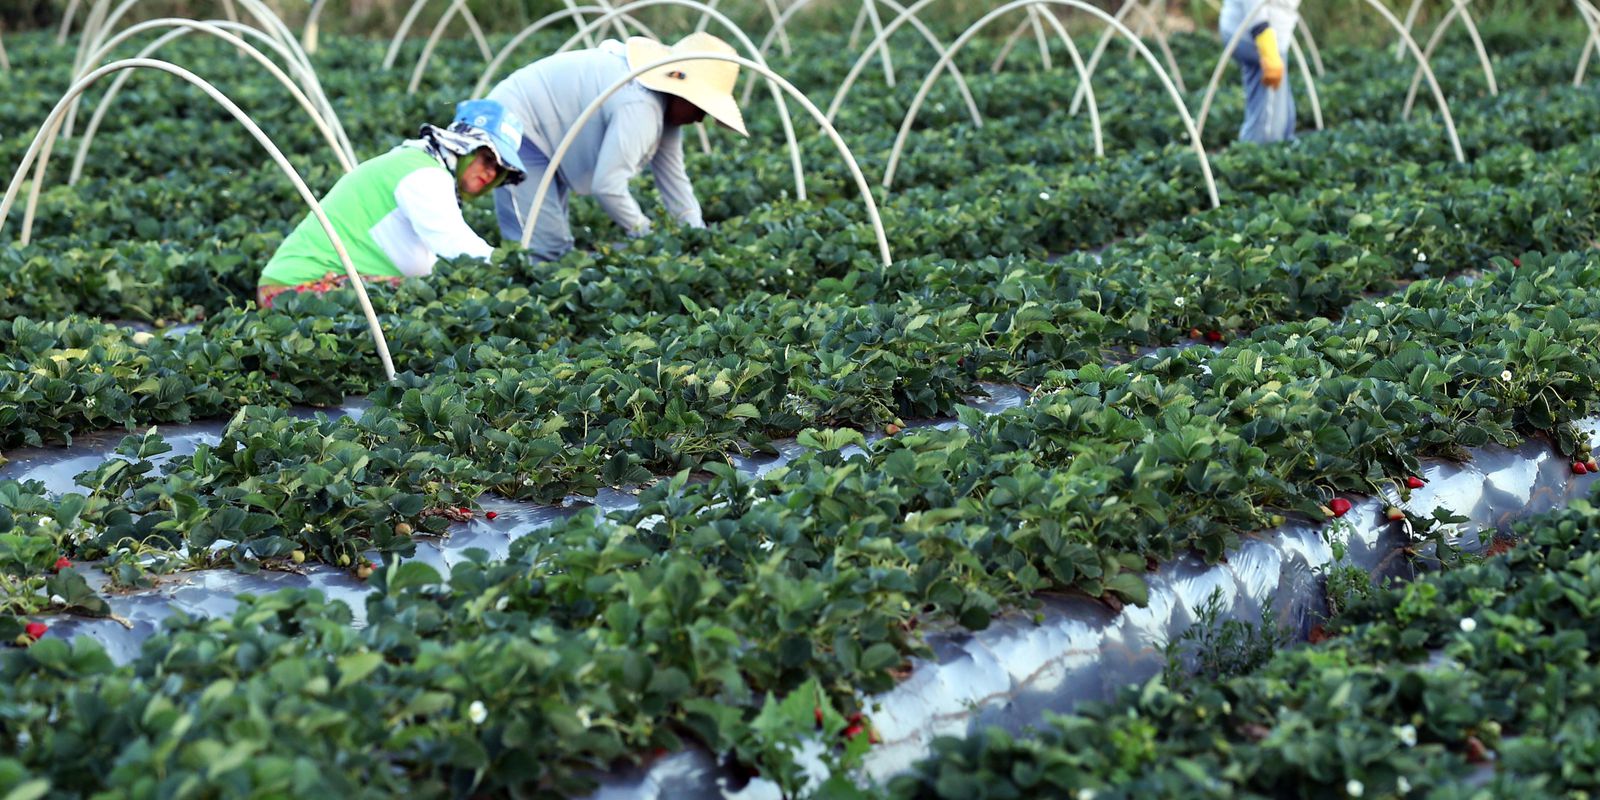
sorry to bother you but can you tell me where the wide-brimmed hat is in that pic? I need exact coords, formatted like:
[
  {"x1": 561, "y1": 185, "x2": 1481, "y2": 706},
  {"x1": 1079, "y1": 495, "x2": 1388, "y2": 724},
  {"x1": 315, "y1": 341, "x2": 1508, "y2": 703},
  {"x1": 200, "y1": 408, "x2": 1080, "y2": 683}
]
[
  {"x1": 625, "y1": 33, "x2": 747, "y2": 137},
  {"x1": 450, "y1": 98, "x2": 529, "y2": 183}
]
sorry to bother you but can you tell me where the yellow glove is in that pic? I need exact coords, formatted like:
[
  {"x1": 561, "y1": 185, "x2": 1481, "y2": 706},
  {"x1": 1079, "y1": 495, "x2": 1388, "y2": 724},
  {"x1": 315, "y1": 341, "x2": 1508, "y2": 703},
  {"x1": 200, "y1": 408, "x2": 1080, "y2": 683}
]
[{"x1": 1255, "y1": 27, "x2": 1284, "y2": 89}]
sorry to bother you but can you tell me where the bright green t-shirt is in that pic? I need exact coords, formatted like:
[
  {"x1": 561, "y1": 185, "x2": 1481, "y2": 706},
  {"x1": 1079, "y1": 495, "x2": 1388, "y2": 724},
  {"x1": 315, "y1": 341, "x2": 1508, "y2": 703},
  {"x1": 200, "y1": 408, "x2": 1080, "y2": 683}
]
[{"x1": 259, "y1": 148, "x2": 443, "y2": 288}]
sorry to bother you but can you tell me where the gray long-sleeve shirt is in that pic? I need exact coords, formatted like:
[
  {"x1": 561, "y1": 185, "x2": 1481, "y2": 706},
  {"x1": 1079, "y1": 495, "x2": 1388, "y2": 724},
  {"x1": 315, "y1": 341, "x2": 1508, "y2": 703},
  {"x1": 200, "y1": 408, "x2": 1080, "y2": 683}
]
[{"x1": 488, "y1": 40, "x2": 703, "y2": 235}]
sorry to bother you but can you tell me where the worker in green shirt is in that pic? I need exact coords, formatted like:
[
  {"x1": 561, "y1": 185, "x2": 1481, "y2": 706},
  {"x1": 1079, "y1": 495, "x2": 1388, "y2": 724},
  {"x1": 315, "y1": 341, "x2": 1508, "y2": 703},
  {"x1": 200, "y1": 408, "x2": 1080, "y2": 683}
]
[{"x1": 256, "y1": 99, "x2": 527, "y2": 307}]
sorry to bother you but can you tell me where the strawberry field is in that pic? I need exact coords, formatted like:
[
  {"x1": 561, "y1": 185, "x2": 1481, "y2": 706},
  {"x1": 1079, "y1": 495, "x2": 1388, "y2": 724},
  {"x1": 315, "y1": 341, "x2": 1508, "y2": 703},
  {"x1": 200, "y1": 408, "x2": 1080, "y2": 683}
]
[{"x1": 2, "y1": 3, "x2": 1600, "y2": 797}]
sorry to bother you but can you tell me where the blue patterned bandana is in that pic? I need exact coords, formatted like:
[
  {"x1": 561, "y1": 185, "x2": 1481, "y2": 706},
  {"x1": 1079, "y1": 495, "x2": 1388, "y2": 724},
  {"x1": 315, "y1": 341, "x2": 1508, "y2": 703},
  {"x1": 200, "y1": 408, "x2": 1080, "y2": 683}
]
[{"x1": 414, "y1": 123, "x2": 526, "y2": 186}]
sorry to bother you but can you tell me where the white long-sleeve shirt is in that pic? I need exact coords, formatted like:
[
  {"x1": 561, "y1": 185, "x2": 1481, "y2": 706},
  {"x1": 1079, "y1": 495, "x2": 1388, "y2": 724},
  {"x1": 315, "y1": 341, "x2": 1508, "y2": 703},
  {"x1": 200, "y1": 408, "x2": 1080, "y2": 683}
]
[
  {"x1": 381, "y1": 165, "x2": 495, "y2": 276},
  {"x1": 1220, "y1": 0, "x2": 1301, "y2": 52},
  {"x1": 488, "y1": 40, "x2": 703, "y2": 235}
]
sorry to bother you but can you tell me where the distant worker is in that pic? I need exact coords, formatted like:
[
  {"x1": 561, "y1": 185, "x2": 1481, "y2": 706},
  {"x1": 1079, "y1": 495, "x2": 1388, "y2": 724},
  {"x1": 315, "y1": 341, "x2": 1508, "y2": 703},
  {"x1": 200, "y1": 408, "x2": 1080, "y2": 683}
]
[
  {"x1": 256, "y1": 99, "x2": 527, "y2": 308},
  {"x1": 1219, "y1": 0, "x2": 1299, "y2": 144},
  {"x1": 486, "y1": 33, "x2": 747, "y2": 261}
]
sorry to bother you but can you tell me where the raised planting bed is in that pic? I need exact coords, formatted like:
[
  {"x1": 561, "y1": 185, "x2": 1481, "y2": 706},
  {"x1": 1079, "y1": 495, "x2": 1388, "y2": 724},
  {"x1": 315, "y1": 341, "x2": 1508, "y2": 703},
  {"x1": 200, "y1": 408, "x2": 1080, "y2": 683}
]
[{"x1": 889, "y1": 484, "x2": 1600, "y2": 798}]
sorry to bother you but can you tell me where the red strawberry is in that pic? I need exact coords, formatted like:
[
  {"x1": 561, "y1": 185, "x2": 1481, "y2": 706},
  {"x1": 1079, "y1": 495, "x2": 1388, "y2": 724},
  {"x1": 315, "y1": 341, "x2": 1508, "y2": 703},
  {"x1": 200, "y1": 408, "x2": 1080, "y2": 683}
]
[
  {"x1": 485, "y1": 511, "x2": 498, "y2": 520},
  {"x1": 1405, "y1": 476, "x2": 1425, "y2": 489},
  {"x1": 847, "y1": 712, "x2": 863, "y2": 725},
  {"x1": 814, "y1": 707, "x2": 823, "y2": 728},
  {"x1": 1386, "y1": 507, "x2": 1405, "y2": 521},
  {"x1": 1512, "y1": 258, "x2": 1521, "y2": 267},
  {"x1": 1329, "y1": 498, "x2": 1353, "y2": 517},
  {"x1": 1188, "y1": 328, "x2": 1203, "y2": 340},
  {"x1": 1206, "y1": 331, "x2": 1223, "y2": 343},
  {"x1": 1464, "y1": 735, "x2": 1491, "y2": 763},
  {"x1": 24, "y1": 622, "x2": 47, "y2": 639},
  {"x1": 1577, "y1": 462, "x2": 1590, "y2": 475},
  {"x1": 52, "y1": 556, "x2": 71, "y2": 572},
  {"x1": 459, "y1": 507, "x2": 472, "y2": 517},
  {"x1": 842, "y1": 724, "x2": 865, "y2": 739}
]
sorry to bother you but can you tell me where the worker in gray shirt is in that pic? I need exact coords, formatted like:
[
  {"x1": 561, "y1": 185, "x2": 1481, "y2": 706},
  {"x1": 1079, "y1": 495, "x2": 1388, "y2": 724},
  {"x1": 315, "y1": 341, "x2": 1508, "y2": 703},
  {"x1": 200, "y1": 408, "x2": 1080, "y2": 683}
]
[{"x1": 487, "y1": 32, "x2": 747, "y2": 261}]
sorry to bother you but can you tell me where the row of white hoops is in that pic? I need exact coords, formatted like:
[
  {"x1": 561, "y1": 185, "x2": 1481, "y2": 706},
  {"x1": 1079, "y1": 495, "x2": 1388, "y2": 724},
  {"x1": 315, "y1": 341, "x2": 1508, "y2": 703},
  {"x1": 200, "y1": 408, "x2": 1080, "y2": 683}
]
[
  {"x1": 3, "y1": 0, "x2": 1593, "y2": 383},
  {"x1": 28, "y1": 0, "x2": 1599, "y2": 89}
]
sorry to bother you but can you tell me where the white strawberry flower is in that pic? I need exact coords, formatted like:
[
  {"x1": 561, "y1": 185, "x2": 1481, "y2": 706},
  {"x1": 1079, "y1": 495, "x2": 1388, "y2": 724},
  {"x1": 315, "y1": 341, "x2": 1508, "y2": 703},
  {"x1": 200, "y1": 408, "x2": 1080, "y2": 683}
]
[
  {"x1": 1500, "y1": 370, "x2": 1512, "y2": 381},
  {"x1": 50, "y1": 594, "x2": 66, "y2": 606},
  {"x1": 1397, "y1": 776, "x2": 1411, "y2": 793},
  {"x1": 1076, "y1": 790, "x2": 1097, "y2": 800},
  {"x1": 1417, "y1": 252, "x2": 1427, "y2": 263},
  {"x1": 495, "y1": 595, "x2": 510, "y2": 611},
  {"x1": 1174, "y1": 297, "x2": 1185, "y2": 308},
  {"x1": 468, "y1": 700, "x2": 488, "y2": 725},
  {"x1": 577, "y1": 707, "x2": 593, "y2": 726},
  {"x1": 1039, "y1": 192, "x2": 1051, "y2": 200},
  {"x1": 1460, "y1": 617, "x2": 1477, "y2": 633},
  {"x1": 1396, "y1": 724, "x2": 1418, "y2": 747},
  {"x1": 1346, "y1": 779, "x2": 1364, "y2": 797}
]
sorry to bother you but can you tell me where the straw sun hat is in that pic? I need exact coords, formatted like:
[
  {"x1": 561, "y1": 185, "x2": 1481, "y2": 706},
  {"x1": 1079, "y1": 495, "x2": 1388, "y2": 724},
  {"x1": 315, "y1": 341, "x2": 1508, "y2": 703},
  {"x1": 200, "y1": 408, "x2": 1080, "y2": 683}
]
[{"x1": 625, "y1": 33, "x2": 748, "y2": 137}]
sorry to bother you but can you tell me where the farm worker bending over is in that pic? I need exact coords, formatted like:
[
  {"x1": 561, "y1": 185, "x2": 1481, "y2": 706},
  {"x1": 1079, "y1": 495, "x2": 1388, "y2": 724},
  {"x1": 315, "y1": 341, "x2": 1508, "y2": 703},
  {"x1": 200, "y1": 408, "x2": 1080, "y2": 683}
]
[
  {"x1": 1219, "y1": 0, "x2": 1300, "y2": 144},
  {"x1": 256, "y1": 99, "x2": 528, "y2": 308},
  {"x1": 486, "y1": 32, "x2": 748, "y2": 261}
]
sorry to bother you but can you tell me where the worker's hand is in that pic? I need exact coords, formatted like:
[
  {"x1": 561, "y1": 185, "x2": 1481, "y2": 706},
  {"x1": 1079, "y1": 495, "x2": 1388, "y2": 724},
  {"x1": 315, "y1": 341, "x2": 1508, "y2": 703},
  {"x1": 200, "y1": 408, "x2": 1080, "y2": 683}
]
[{"x1": 1255, "y1": 27, "x2": 1285, "y2": 89}]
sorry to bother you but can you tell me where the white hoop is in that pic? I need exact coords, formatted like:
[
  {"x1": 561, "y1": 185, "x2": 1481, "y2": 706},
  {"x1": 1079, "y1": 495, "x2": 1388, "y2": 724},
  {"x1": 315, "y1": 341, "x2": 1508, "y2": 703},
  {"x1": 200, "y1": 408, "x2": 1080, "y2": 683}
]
[
  {"x1": 817, "y1": 0, "x2": 982, "y2": 127},
  {"x1": 0, "y1": 58, "x2": 398, "y2": 383},
  {"x1": 381, "y1": 0, "x2": 493, "y2": 70},
  {"x1": 66, "y1": 19, "x2": 353, "y2": 196},
  {"x1": 1401, "y1": 0, "x2": 1498, "y2": 120},
  {"x1": 884, "y1": 0, "x2": 1219, "y2": 209}
]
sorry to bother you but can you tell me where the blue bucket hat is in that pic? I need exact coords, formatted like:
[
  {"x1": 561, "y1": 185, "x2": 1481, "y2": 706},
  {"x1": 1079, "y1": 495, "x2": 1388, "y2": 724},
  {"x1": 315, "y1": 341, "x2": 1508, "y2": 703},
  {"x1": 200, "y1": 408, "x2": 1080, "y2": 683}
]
[{"x1": 450, "y1": 99, "x2": 528, "y2": 185}]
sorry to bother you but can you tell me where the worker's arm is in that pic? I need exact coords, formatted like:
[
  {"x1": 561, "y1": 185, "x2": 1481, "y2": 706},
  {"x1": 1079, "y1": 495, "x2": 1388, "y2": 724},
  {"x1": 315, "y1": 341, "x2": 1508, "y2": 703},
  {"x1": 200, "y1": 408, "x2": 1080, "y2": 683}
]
[
  {"x1": 393, "y1": 167, "x2": 494, "y2": 275},
  {"x1": 590, "y1": 103, "x2": 661, "y2": 237},
  {"x1": 1254, "y1": 0, "x2": 1299, "y2": 89},
  {"x1": 1251, "y1": 21, "x2": 1285, "y2": 89},
  {"x1": 650, "y1": 125, "x2": 705, "y2": 229}
]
